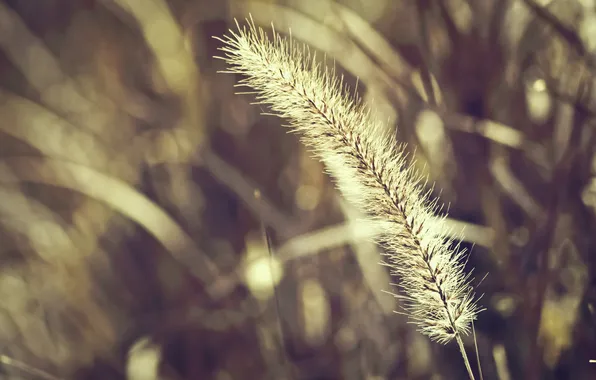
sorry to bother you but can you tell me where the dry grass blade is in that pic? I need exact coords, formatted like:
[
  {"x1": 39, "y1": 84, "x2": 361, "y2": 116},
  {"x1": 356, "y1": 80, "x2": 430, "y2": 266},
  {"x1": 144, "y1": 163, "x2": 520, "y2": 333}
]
[
  {"x1": 0, "y1": 157, "x2": 223, "y2": 297},
  {"x1": 0, "y1": 355, "x2": 62, "y2": 380}
]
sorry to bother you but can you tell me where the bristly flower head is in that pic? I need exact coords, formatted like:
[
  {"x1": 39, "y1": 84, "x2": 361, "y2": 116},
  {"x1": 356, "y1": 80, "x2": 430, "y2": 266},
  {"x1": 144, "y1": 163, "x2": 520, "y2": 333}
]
[{"x1": 215, "y1": 17, "x2": 481, "y2": 345}]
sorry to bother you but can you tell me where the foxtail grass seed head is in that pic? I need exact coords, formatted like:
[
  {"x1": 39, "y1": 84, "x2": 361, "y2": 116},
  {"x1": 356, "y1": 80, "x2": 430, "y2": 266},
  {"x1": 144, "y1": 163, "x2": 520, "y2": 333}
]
[{"x1": 215, "y1": 18, "x2": 481, "y2": 345}]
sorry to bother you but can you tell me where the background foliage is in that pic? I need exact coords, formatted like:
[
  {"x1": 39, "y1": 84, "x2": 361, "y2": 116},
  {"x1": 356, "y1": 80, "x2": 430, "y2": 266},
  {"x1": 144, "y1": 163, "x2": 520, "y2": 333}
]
[{"x1": 0, "y1": 0, "x2": 595, "y2": 379}]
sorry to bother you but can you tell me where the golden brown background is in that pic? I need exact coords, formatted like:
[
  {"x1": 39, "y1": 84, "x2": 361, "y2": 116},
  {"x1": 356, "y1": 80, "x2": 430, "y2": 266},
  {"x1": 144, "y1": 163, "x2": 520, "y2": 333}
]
[{"x1": 0, "y1": 0, "x2": 595, "y2": 379}]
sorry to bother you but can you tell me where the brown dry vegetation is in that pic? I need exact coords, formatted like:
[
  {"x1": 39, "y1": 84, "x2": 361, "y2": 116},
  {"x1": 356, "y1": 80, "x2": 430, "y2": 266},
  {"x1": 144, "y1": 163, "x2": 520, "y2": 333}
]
[{"x1": 0, "y1": 0, "x2": 595, "y2": 379}]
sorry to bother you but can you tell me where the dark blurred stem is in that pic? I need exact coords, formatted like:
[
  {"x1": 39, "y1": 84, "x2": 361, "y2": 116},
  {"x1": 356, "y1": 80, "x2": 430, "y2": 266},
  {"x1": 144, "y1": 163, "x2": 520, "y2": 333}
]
[
  {"x1": 520, "y1": 0, "x2": 593, "y2": 67},
  {"x1": 415, "y1": 0, "x2": 438, "y2": 107},
  {"x1": 524, "y1": 122, "x2": 580, "y2": 380},
  {"x1": 524, "y1": 206, "x2": 556, "y2": 380}
]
